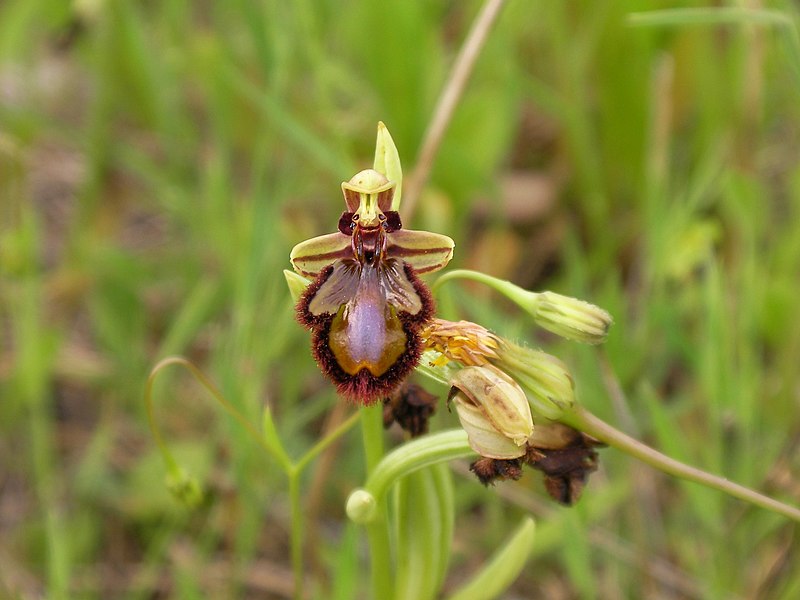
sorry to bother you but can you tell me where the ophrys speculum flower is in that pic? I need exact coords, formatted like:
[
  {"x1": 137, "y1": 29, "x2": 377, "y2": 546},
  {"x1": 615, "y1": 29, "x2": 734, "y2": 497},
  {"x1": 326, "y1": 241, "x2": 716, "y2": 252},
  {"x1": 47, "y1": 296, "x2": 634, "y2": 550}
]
[{"x1": 291, "y1": 154, "x2": 454, "y2": 405}]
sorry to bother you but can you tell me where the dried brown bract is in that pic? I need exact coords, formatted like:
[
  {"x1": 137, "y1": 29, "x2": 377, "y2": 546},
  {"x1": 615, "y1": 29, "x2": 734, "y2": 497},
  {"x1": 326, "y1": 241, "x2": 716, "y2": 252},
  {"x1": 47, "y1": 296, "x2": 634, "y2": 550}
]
[
  {"x1": 470, "y1": 457, "x2": 524, "y2": 486},
  {"x1": 524, "y1": 432, "x2": 602, "y2": 506},
  {"x1": 383, "y1": 383, "x2": 438, "y2": 437}
]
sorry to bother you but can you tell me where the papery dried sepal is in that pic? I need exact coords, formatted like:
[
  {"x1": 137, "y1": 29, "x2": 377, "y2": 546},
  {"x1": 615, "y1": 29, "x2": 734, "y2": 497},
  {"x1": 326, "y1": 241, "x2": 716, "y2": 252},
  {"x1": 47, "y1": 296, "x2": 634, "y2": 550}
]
[{"x1": 452, "y1": 396, "x2": 529, "y2": 459}]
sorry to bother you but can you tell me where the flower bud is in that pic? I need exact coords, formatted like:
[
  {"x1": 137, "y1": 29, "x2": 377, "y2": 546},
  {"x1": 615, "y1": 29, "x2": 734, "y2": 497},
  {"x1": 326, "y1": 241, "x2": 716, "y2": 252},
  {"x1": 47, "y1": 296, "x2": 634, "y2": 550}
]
[
  {"x1": 493, "y1": 342, "x2": 575, "y2": 420},
  {"x1": 450, "y1": 365, "x2": 533, "y2": 459},
  {"x1": 533, "y1": 291, "x2": 613, "y2": 345},
  {"x1": 432, "y1": 270, "x2": 612, "y2": 344},
  {"x1": 346, "y1": 488, "x2": 377, "y2": 523}
]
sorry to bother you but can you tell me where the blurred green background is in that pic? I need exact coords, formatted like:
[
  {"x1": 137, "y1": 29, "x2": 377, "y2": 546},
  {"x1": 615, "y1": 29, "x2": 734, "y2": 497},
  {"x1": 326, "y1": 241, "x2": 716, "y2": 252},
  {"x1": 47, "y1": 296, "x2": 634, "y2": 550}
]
[{"x1": 2, "y1": 0, "x2": 800, "y2": 598}]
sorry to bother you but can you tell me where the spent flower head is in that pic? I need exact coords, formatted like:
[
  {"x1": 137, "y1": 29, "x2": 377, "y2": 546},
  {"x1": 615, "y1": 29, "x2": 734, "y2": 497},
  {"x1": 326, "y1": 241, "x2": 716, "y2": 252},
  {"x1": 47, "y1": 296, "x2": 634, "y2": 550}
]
[{"x1": 422, "y1": 318, "x2": 500, "y2": 366}]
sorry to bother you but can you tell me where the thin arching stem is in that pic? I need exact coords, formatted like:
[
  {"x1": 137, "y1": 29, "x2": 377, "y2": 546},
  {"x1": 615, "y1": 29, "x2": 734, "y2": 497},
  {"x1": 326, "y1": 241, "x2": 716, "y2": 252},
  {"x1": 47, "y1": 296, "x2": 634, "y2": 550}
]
[
  {"x1": 144, "y1": 356, "x2": 290, "y2": 469},
  {"x1": 402, "y1": 0, "x2": 507, "y2": 221}
]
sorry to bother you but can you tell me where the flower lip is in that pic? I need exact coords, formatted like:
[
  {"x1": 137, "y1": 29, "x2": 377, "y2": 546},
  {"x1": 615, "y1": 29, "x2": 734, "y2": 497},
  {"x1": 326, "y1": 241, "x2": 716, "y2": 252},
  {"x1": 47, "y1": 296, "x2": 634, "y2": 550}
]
[{"x1": 297, "y1": 260, "x2": 435, "y2": 405}]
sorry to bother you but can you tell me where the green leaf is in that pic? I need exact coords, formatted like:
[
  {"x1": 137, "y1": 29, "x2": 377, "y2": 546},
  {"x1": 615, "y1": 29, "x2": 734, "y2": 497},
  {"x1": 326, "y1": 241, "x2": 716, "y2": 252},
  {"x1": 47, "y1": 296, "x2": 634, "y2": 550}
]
[
  {"x1": 394, "y1": 467, "x2": 446, "y2": 600},
  {"x1": 445, "y1": 518, "x2": 536, "y2": 600}
]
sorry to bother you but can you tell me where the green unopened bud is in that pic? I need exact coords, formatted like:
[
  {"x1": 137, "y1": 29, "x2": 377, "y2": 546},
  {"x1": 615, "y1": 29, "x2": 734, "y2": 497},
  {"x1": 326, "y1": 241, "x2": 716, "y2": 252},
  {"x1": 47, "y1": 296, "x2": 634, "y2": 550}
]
[
  {"x1": 493, "y1": 342, "x2": 575, "y2": 420},
  {"x1": 373, "y1": 121, "x2": 403, "y2": 209},
  {"x1": 166, "y1": 467, "x2": 203, "y2": 508},
  {"x1": 533, "y1": 291, "x2": 613, "y2": 344},
  {"x1": 283, "y1": 269, "x2": 311, "y2": 302},
  {"x1": 433, "y1": 270, "x2": 612, "y2": 344},
  {"x1": 450, "y1": 365, "x2": 533, "y2": 458}
]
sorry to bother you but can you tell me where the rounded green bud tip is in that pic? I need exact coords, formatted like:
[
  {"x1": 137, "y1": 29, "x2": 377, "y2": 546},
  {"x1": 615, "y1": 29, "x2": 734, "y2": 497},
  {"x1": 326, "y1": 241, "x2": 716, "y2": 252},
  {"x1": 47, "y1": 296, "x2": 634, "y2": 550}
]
[
  {"x1": 493, "y1": 342, "x2": 575, "y2": 420},
  {"x1": 346, "y1": 488, "x2": 377, "y2": 523},
  {"x1": 166, "y1": 468, "x2": 203, "y2": 508}
]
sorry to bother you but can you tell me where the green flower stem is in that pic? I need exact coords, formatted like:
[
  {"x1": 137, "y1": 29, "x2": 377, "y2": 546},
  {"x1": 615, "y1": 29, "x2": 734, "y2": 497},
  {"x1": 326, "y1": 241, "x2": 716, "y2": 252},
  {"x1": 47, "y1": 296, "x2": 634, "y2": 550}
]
[
  {"x1": 294, "y1": 410, "x2": 361, "y2": 473},
  {"x1": 286, "y1": 410, "x2": 360, "y2": 600},
  {"x1": 365, "y1": 514, "x2": 394, "y2": 600},
  {"x1": 361, "y1": 403, "x2": 386, "y2": 473},
  {"x1": 147, "y1": 358, "x2": 360, "y2": 600},
  {"x1": 288, "y1": 472, "x2": 304, "y2": 600},
  {"x1": 349, "y1": 428, "x2": 474, "y2": 599},
  {"x1": 433, "y1": 269, "x2": 537, "y2": 310},
  {"x1": 261, "y1": 407, "x2": 293, "y2": 472},
  {"x1": 348, "y1": 430, "x2": 474, "y2": 523},
  {"x1": 145, "y1": 356, "x2": 291, "y2": 471},
  {"x1": 561, "y1": 406, "x2": 800, "y2": 524},
  {"x1": 360, "y1": 405, "x2": 393, "y2": 600}
]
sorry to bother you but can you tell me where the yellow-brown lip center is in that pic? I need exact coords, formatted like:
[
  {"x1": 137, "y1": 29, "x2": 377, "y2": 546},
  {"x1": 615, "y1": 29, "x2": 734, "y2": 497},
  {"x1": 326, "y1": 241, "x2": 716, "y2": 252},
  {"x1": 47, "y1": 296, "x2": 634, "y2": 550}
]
[{"x1": 328, "y1": 303, "x2": 407, "y2": 377}]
